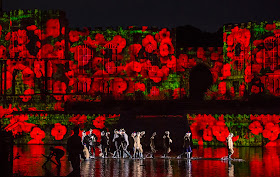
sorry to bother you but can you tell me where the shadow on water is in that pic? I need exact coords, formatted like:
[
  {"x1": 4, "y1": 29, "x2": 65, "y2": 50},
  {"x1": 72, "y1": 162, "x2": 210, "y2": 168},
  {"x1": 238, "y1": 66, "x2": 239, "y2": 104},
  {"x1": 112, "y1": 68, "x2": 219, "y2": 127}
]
[{"x1": 12, "y1": 145, "x2": 280, "y2": 177}]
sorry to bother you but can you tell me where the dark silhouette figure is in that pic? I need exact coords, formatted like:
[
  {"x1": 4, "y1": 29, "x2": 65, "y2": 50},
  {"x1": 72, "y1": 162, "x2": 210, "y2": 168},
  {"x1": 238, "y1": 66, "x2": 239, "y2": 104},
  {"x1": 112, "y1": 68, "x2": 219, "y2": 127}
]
[
  {"x1": 42, "y1": 147, "x2": 65, "y2": 167},
  {"x1": 189, "y1": 64, "x2": 213, "y2": 101},
  {"x1": 67, "y1": 127, "x2": 83, "y2": 176}
]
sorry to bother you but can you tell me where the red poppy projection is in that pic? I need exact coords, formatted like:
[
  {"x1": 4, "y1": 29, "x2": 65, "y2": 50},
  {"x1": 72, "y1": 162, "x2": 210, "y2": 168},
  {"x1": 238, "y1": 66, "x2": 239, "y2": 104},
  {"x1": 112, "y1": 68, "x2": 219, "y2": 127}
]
[
  {"x1": 1, "y1": 10, "x2": 280, "y2": 146},
  {"x1": 1, "y1": 112, "x2": 120, "y2": 144}
]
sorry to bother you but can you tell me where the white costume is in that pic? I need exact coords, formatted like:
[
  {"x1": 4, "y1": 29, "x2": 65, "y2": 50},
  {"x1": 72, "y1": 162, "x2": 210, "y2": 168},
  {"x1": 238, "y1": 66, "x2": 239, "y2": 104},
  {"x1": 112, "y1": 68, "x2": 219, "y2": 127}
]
[
  {"x1": 226, "y1": 133, "x2": 234, "y2": 159},
  {"x1": 132, "y1": 131, "x2": 145, "y2": 158}
]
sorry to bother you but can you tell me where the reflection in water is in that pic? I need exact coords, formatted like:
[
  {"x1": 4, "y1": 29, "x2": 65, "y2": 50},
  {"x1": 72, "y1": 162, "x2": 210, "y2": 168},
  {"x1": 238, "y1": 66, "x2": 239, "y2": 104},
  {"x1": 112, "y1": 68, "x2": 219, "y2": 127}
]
[
  {"x1": 228, "y1": 161, "x2": 234, "y2": 177},
  {"x1": 12, "y1": 145, "x2": 280, "y2": 177}
]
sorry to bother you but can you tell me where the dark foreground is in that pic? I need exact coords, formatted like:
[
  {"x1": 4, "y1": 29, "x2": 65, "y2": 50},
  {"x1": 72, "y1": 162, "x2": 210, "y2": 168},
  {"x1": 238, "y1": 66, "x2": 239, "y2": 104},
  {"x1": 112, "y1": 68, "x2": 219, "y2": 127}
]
[{"x1": 13, "y1": 145, "x2": 280, "y2": 177}]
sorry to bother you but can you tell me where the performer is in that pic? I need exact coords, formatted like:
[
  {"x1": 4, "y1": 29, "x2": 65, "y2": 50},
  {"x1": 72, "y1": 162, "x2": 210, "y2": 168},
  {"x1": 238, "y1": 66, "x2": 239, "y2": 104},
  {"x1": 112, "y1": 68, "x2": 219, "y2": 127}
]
[
  {"x1": 183, "y1": 132, "x2": 192, "y2": 159},
  {"x1": 120, "y1": 129, "x2": 132, "y2": 158},
  {"x1": 67, "y1": 127, "x2": 84, "y2": 175},
  {"x1": 81, "y1": 130, "x2": 89, "y2": 160},
  {"x1": 81, "y1": 130, "x2": 86, "y2": 143},
  {"x1": 226, "y1": 133, "x2": 234, "y2": 159},
  {"x1": 131, "y1": 132, "x2": 137, "y2": 158},
  {"x1": 132, "y1": 131, "x2": 145, "y2": 158},
  {"x1": 100, "y1": 131, "x2": 110, "y2": 158},
  {"x1": 83, "y1": 129, "x2": 97, "y2": 158},
  {"x1": 42, "y1": 147, "x2": 64, "y2": 167},
  {"x1": 163, "y1": 131, "x2": 172, "y2": 158},
  {"x1": 83, "y1": 144, "x2": 90, "y2": 160},
  {"x1": 112, "y1": 129, "x2": 121, "y2": 158},
  {"x1": 105, "y1": 131, "x2": 111, "y2": 156},
  {"x1": 149, "y1": 132, "x2": 157, "y2": 158}
]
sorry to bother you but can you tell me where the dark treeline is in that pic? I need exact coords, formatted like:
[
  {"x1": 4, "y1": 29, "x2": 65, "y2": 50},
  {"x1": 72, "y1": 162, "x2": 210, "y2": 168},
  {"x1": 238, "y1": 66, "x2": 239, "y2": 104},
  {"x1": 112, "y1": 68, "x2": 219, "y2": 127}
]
[{"x1": 176, "y1": 25, "x2": 223, "y2": 48}]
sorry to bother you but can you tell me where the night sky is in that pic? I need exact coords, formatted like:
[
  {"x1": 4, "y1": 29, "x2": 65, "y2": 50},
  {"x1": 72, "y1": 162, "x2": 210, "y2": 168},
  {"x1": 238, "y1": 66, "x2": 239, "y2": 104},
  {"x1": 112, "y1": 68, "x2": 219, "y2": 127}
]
[{"x1": 3, "y1": 0, "x2": 280, "y2": 32}]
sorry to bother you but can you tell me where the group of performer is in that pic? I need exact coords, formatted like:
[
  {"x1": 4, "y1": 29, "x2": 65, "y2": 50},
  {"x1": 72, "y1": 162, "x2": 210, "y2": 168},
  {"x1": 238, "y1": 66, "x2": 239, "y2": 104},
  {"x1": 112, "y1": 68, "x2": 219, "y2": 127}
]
[{"x1": 78, "y1": 128, "x2": 214, "y2": 160}]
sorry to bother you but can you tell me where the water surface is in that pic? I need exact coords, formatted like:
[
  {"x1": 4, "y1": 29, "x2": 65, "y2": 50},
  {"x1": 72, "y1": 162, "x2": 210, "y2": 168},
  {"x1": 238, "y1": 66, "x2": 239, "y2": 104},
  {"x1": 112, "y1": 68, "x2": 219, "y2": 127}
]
[{"x1": 13, "y1": 145, "x2": 280, "y2": 176}]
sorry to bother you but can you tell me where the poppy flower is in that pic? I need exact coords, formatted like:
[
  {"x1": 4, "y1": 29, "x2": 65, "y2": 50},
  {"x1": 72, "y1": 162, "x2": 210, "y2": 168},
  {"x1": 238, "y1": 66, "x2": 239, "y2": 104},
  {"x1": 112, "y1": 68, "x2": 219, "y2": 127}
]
[
  {"x1": 129, "y1": 44, "x2": 142, "y2": 58},
  {"x1": 203, "y1": 128, "x2": 213, "y2": 141},
  {"x1": 166, "y1": 56, "x2": 176, "y2": 70},
  {"x1": 148, "y1": 66, "x2": 164, "y2": 83},
  {"x1": 221, "y1": 63, "x2": 231, "y2": 78},
  {"x1": 197, "y1": 47, "x2": 205, "y2": 59},
  {"x1": 263, "y1": 122, "x2": 280, "y2": 141},
  {"x1": 84, "y1": 36, "x2": 99, "y2": 48},
  {"x1": 30, "y1": 127, "x2": 45, "y2": 141},
  {"x1": 142, "y1": 35, "x2": 157, "y2": 53},
  {"x1": 251, "y1": 85, "x2": 263, "y2": 94},
  {"x1": 211, "y1": 52, "x2": 220, "y2": 61},
  {"x1": 51, "y1": 123, "x2": 67, "y2": 140},
  {"x1": 17, "y1": 29, "x2": 29, "y2": 45},
  {"x1": 22, "y1": 67, "x2": 34, "y2": 87},
  {"x1": 0, "y1": 45, "x2": 7, "y2": 59},
  {"x1": 159, "y1": 38, "x2": 174, "y2": 57},
  {"x1": 45, "y1": 19, "x2": 60, "y2": 38},
  {"x1": 69, "y1": 31, "x2": 80, "y2": 42},
  {"x1": 19, "y1": 89, "x2": 34, "y2": 102},
  {"x1": 125, "y1": 61, "x2": 142, "y2": 77},
  {"x1": 249, "y1": 121, "x2": 263, "y2": 135},
  {"x1": 158, "y1": 28, "x2": 170, "y2": 41},
  {"x1": 110, "y1": 35, "x2": 126, "y2": 53},
  {"x1": 135, "y1": 82, "x2": 146, "y2": 92},
  {"x1": 95, "y1": 33, "x2": 106, "y2": 45},
  {"x1": 218, "y1": 82, "x2": 227, "y2": 95},
  {"x1": 110, "y1": 78, "x2": 127, "y2": 94},
  {"x1": 265, "y1": 23, "x2": 276, "y2": 31},
  {"x1": 54, "y1": 40, "x2": 67, "y2": 59},
  {"x1": 69, "y1": 114, "x2": 88, "y2": 126},
  {"x1": 34, "y1": 60, "x2": 45, "y2": 78},
  {"x1": 37, "y1": 44, "x2": 54, "y2": 59},
  {"x1": 93, "y1": 115, "x2": 106, "y2": 129},
  {"x1": 212, "y1": 125, "x2": 229, "y2": 142},
  {"x1": 6, "y1": 115, "x2": 35, "y2": 136}
]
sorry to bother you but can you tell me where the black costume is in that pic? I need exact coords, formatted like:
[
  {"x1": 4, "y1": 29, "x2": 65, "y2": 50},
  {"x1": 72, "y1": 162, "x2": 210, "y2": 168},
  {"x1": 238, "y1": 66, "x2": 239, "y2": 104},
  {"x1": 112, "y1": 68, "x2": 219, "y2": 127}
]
[
  {"x1": 183, "y1": 137, "x2": 192, "y2": 153},
  {"x1": 100, "y1": 133, "x2": 110, "y2": 157},
  {"x1": 67, "y1": 128, "x2": 84, "y2": 175},
  {"x1": 50, "y1": 148, "x2": 65, "y2": 166},
  {"x1": 163, "y1": 132, "x2": 172, "y2": 157},
  {"x1": 83, "y1": 133, "x2": 97, "y2": 157}
]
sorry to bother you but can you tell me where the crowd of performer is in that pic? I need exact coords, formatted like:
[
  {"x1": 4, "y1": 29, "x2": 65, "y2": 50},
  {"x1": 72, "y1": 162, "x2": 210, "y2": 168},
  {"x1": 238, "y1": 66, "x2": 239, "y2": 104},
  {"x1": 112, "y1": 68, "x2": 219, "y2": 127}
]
[
  {"x1": 66, "y1": 126, "x2": 235, "y2": 175},
  {"x1": 67, "y1": 128, "x2": 235, "y2": 161},
  {"x1": 77, "y1": 128, "x2": 199, "y2": 160}
]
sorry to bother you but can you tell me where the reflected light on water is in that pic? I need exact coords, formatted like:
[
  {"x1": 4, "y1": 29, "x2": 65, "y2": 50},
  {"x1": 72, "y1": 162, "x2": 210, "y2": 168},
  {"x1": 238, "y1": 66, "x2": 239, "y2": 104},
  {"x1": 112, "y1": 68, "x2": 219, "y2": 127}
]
[{"x1": 12, "y1": 145, "x2": 280, "y2": 177}]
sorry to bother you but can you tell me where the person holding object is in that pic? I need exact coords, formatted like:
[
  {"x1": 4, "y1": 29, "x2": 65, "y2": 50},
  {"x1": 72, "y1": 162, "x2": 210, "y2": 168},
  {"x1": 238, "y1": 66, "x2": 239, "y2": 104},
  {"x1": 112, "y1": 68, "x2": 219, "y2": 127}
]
[{"x1": 42, "y1": 147, "x2": 64, "y2": 167}]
